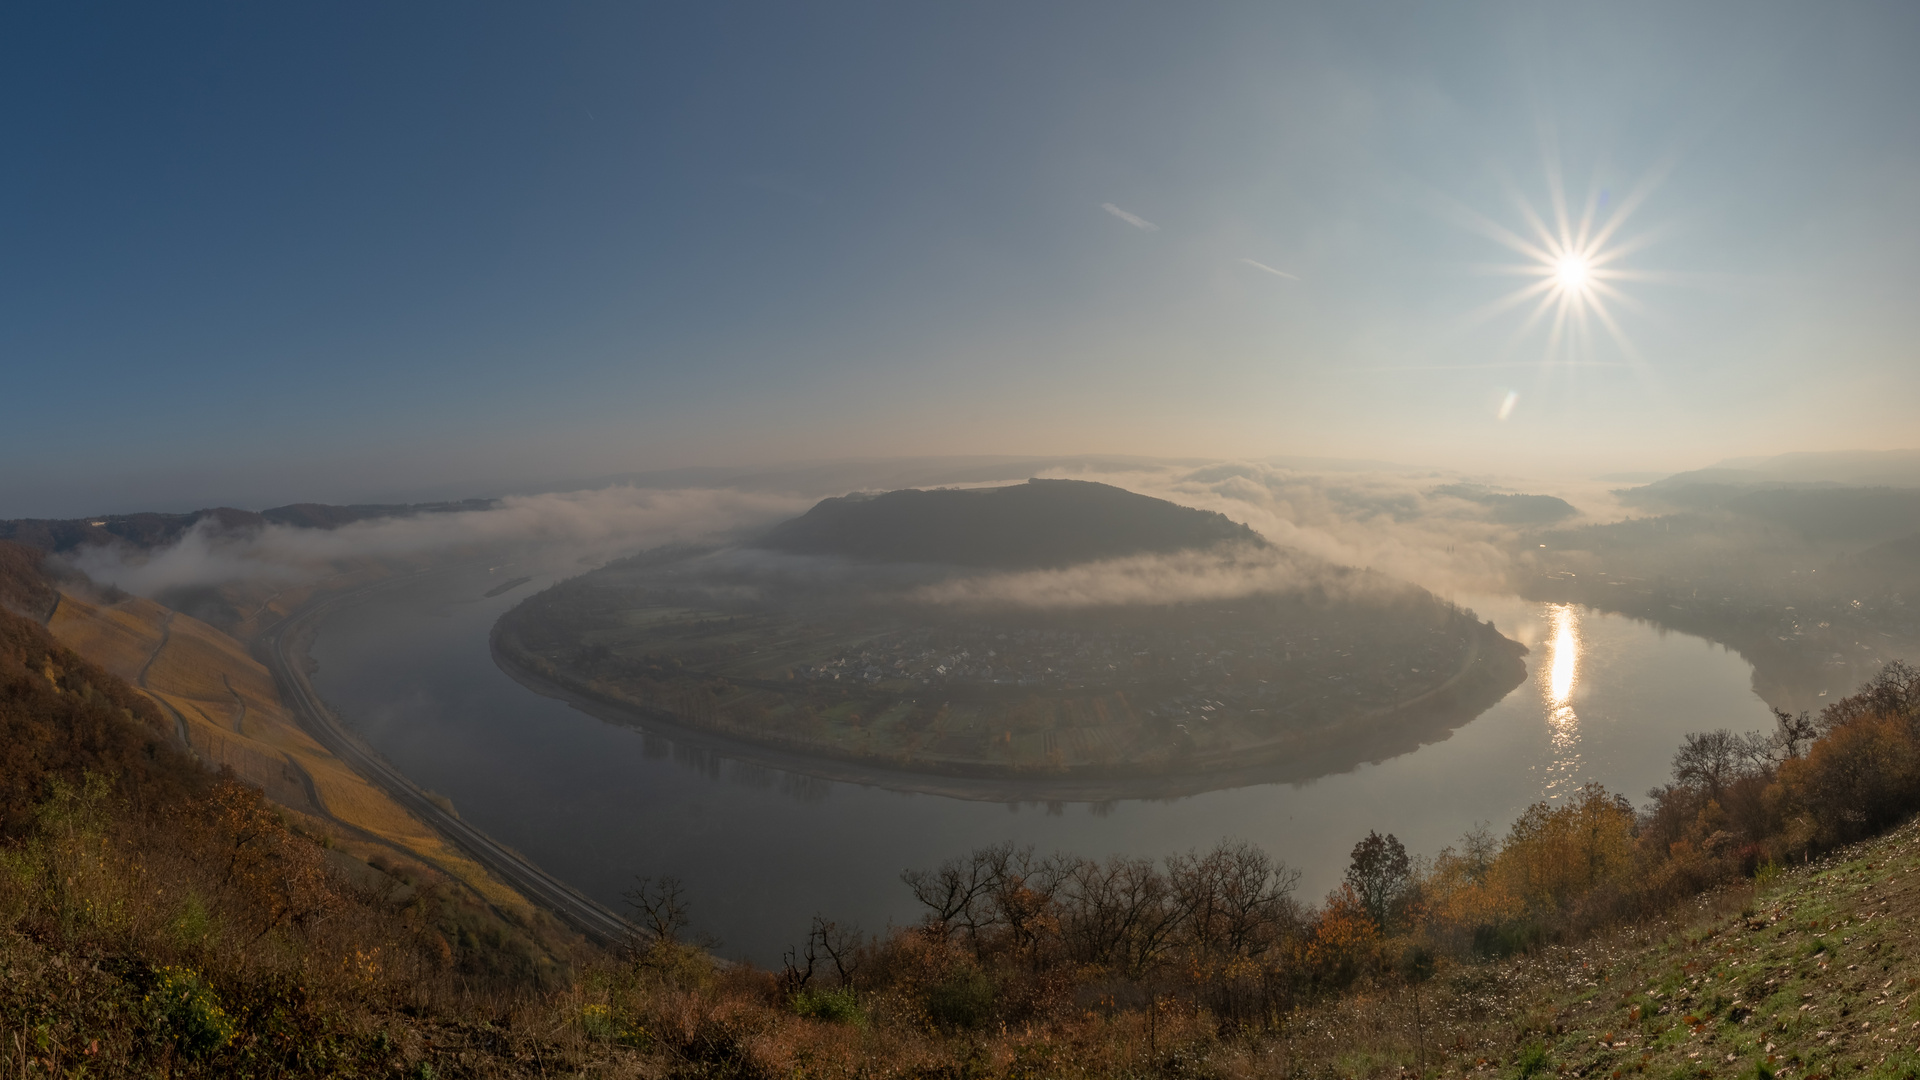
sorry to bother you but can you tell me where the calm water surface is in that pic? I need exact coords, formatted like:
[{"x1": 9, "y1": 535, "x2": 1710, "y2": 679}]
[{"x1": 309, "y1": 564, "x2": 1773, "y2": 963}]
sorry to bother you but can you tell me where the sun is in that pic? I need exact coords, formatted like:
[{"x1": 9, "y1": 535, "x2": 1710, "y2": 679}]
[
  {"x1": 1456, "y1": 157, "x2": 1668, "y2": 367},
  {"x1": 1552, "y1": 254, "x2": 1591, "y2": 292}
]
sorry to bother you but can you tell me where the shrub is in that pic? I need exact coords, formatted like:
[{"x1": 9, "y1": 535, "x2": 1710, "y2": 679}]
[
  {"x1": 792, "y1": 986, "x2": 866, "y2": 1026},
  {"x1": 579, "y1": 1001, "x2": 652, "y2": 1047},
  {"x1": 1781, "y1": 714, "x2": 1920, "y2": 844},
  {"x1": 927, "y1": 968, "x2": 997, "y2": 1029},
  {"x1": 146, "y1": 965, "x2": 236, "y2": 1056}
]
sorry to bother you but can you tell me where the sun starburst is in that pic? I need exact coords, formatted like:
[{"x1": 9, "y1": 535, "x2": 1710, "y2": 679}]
[{"x1": 1456, "y1": 156, "x2": 1670, "y2": 368}]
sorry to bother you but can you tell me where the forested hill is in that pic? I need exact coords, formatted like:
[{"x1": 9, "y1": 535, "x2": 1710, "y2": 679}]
[{"x1": 756, "y1": 478, "x2": 1266, "y2": 568}]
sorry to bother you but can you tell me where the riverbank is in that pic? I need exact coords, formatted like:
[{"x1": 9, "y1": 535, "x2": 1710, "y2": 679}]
[{"x1": 263, "y1": 573, "x2": 631, "y2": 945}]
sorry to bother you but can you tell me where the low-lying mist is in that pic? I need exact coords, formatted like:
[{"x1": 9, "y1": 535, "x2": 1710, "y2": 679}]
[
  {"x1": 1014, "y1": 461, "x2": 1615, "y2": 601},
  {"x1": 63, "y1": 486, "x2": 810, "y2": 597},
  {"x1": 51, "y1": 458, "x2": 1617, "y2": 612},
  {"x1": 907, "y1": 544, "x2": 1338, "y2": 610}
]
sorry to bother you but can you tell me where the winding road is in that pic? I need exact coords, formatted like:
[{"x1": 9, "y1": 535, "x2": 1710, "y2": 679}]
[{"x1": 256, "y1": 577, "x2": 633, "y2": 947}]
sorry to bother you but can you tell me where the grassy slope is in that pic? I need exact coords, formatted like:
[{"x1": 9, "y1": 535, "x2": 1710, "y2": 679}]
[
  {"x1": 1279, "y1": 819, "x2": 1920, "y2": 1080},
  {"x1": 1508, "y1": 820, "x2": 1920, "y2": 1080},
  {"x1": 46, "y1": 590, "x2": 541, "y2": 922}
]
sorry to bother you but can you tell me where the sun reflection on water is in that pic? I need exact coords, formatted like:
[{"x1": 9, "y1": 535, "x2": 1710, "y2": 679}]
[{"x1": 1541, "y1": 604, "x2": 1583, "y2": 799}]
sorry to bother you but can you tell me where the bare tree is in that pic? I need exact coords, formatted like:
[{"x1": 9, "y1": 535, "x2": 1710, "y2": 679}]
[
  {"x1": 1060, "y1": 854, "x2": 1182, "y2": 976},
  {"x1": 1672, "y1": 730, "x2": 1743, "y2": 800},
  {"x1": 781, "y1": 912, "x2": 865, "y2": 995},
  {"x1": 780, "y1": 937, "x2": 817, "y2": 995},
  {"x1": 1860, "y1": 660, "x2": 1920, "y2": 722},
  {"x1": 1170, "y1": 840, "x2": 1300, "y2": 960},
  {"x1": 623, "y1": 875, "x2": 690, "y2": 952},
  {"x1": 986, "y1": 846, "x2": 1073, "y2": 955},
  {"x1": 902, "y1": 843, "x2": 1005, "y2": 948},
  {"x1": 1068, "y1": 854, "x2": 1188, "y2": 975},
  {"x1": 809, "y1": 914, "x2": 863, "y2": 986},
  {"x1": 1770, "y1": 708, "x2": 1818, "y2": 761}
]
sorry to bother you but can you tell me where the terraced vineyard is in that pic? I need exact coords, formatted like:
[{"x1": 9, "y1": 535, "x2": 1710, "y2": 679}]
[{"x1": 44, "y1": 588, "x2": 540, "y2": 921}]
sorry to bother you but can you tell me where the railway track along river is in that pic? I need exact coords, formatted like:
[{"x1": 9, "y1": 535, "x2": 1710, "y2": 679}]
[{"x1": 255, "y1": 572, "x2": 633, "y2": 947}]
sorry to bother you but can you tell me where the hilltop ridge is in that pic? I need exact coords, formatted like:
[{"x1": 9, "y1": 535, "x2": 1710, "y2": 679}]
[{"x1": 756, "y1": 478, "x2": 1265, "y2": 568}]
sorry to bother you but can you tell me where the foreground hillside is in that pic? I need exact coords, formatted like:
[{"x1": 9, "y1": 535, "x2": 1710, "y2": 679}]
[{"x1": 1275, "y1": 818, "x2": 1920, "y2": 1080}]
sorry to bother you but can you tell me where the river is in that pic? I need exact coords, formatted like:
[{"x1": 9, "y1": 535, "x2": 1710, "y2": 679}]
[{"x1": 308, "y1": 561, "x2": 1775, "y2": 964}]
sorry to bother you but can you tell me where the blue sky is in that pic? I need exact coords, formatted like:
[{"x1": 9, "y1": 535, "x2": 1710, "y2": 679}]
[{"x1": 4, "y1": 3, "x2": 1917, "y2": 515}]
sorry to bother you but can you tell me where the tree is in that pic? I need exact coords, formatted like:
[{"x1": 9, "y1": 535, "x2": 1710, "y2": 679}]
[
  {"x1": 1458, "y1": 823, "x2": 1498, "y2": 883},
  {"x1": 1772, "y1": 708, "x2": 1818, "y2": 761},
  {"x1": 902, "y1": 844, "x2": 1005, "y2": 948},
  {"x1": 1059, "y1": 854, "x2": 1181, "y2": 977},
  {"x1": 623, "y1": 875, "x2": 690, "y2": 952},
  {"x1": 809, "y1": 914, "x2": 863, "y2": 986},
  {"x1": 1345, "y1": 831, "x2": 1410, "y2": 930},
  {"x1": 783, "y1": 914, "x2": 863, "y2": 994},
  {"x1": 1168, "y1": 840, "x2": 1300, "y2": 960},
  {"x1": 1672, "y1": 730, "x2": 1743, "y2": 800},
  {"x1": 1496, "y1": 784, "x2": 1634, "y2": 916}
]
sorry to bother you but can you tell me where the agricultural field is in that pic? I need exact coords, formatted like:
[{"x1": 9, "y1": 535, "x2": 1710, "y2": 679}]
[{"x1": 494, "y1": 547, "x2": 1527, "y2": 788}]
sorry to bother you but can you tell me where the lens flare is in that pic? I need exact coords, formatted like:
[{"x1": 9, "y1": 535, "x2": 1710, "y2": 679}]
[{"x1": 1455, "y1": 153, "x2": 1671, "y2": 367}]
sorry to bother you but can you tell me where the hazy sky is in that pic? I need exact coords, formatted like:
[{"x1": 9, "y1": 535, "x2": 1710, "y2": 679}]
[{"x1": 4, "y1": 3, "x2": 1917, "y2": 515}]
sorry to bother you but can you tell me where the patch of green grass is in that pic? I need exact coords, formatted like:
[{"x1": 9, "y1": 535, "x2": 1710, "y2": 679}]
[
  {"x1": 1515, "y1": 1040, "x2": 1551, "y2": 1079},
  {"x1": 792, "y1": 987, "x2": 867, "y2": 1027}
]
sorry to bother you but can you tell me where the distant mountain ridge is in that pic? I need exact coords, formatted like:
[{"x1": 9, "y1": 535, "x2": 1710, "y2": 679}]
[
  {"x1": 756, "y1": 478, "x2": 1266, "y2": 568},
  {"x1": 1634, "y1": 449, "x2": 1920, "y2": 493},
  {"x1": 1431, "y1": 483, "x2": 1577, "y2": 524},
  {"x1": 0, "y1": 498, "x2": 497, "y2": 554}
]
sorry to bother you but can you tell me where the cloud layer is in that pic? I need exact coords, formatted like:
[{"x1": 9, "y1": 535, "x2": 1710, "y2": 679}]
[
  {"x1": 909, "y1": 543, "x2": 1332, "y2": 609},
  {"x1": 59, "y1": 461, "x2": 1611, "y2": 620},
  {"x1": 67, "y1": 486, "x2": 809, "y2": 596},
  {"x1": 1004, "y1": 460, "x2": 1612, "y2": 603}
]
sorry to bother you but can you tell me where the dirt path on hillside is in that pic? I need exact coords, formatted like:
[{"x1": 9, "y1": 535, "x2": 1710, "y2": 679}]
[
  {"x1": 222, "y1": 673, "x2": 248, "y2": 733},
  {"x1": 132, "y1": 613, "x2": 195, "y2": 752}
]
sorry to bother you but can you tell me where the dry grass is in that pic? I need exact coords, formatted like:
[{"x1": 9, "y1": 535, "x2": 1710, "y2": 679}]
[{"x1": 45, "y1": 593, "x2": 165, "y2": 679}]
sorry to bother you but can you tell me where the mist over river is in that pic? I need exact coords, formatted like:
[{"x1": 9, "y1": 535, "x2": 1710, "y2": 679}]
[{"x1": 309, "y1": 561, "x2": 1775, "y2": 964}]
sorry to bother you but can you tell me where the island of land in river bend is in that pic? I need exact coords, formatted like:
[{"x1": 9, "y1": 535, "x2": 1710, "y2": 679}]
[{"x1": 491, "y1": 479, "x2": 1529, "y2": 799}]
